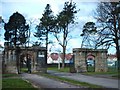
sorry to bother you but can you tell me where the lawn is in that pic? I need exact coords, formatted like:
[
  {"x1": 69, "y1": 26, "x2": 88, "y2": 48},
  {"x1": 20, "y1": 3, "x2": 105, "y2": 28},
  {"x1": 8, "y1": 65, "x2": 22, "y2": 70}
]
[
  {"x1": 83, "y1": 66, "x2": 119, "y2": 78},
  {"x1": 47, "y1": 66, "x2": 119, "y2": 78},
  {"x1": 48, "y1": 66, "x2": 118, "y2": 72},
  {"x1": 2, "y1": 73, "x2": 19, "y2": 78},
  {"x1": 2, "y1": 78, "x2": 36, "y2": 88},
  {"x1": 20, "y1": 68, "x2": 28, "y2": 73},
  {"x1": 2, "y1": 73, "x2": 38, "y2": 90},
  {"x1": 48, "y1": 66, "x2": 70, "y2": 72}
]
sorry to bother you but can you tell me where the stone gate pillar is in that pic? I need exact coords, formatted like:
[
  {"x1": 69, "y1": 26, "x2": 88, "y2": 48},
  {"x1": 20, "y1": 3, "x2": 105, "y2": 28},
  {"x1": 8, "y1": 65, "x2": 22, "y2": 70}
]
[
  {"x1": 5, "y1": 49, "x2": 17, "y2": 74},
  {"x1": 32, "y1": 51, "x2": 37, "y2": 72},
  {"x1": 95, "y1": 49, "x2": 108, "y2": 72},
  {"x1": 73, "y1": 48, "x2": 87, "y2": 72},
  {"x1": 33, "y1": 46, "x2": 47, "y2": 73}
]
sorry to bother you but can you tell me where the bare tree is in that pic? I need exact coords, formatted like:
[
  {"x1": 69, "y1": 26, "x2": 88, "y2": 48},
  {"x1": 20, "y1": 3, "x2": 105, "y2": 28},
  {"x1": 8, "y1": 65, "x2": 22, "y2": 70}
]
[{"x1": 95, "y1": 2, "x2": 120, "y2": 70}]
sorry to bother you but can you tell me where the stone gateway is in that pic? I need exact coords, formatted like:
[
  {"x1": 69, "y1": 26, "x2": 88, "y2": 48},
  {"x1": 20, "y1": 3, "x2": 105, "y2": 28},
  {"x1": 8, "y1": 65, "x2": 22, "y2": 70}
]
[
  {"x1": 2, "y1": 46, "x2": 47, "y2": 74},
  {"x1": 73, "y1": 48, "x2": 108, "y2": 72}
]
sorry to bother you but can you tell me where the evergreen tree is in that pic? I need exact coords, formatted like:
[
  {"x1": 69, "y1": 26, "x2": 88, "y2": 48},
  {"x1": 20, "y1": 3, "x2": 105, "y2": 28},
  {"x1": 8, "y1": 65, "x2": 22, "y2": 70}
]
[
  {"x1": 54, "y1": 1, "x2": 78, "y2": 68},
  {"x1": 35, "y1": 4, "x2": 55, "y2": 51},
  {"x1": 4, "y1": 12, "x2": 29, "y2": 47},
  {"x1": 4, "y1": 12, "x2": 29, "y2": 74}
]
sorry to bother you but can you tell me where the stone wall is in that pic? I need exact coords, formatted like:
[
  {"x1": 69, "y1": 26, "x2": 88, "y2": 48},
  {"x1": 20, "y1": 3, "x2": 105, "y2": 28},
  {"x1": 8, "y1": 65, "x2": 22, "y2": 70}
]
[{"x1": 4, "y1": 49, "x2": 17, "y2": 73}]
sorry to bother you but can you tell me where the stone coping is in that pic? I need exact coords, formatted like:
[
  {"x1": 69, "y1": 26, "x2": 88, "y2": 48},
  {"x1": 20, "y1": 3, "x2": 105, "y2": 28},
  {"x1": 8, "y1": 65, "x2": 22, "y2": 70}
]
[{"x1": 73, "y1": 48, "x2": 107, "y2": 52}]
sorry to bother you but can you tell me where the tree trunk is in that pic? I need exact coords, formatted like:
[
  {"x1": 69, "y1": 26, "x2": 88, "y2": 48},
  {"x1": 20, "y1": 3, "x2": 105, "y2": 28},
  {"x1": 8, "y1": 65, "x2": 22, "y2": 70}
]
[
  {"x1": 45, "y1": 31, "x2": 48, "y2": 69},
  {"x1": 16, "y1": 47, "x2": 21, "y2": 74},
  {"x1": 46, "y1": 31, "x2": 48, "y2": 51},
  {"x1": 61, "y1": 28, "x2": 66, "y2": 69},
  {"x1": 62, "y1": 46, "x2": 66, "y2": 68},
  {"x1": 14, "y1": 28, "x2": 20, "y2": 74},
  {"x1": 116, "y1": 42, "x2": 120, "y2": 72}
]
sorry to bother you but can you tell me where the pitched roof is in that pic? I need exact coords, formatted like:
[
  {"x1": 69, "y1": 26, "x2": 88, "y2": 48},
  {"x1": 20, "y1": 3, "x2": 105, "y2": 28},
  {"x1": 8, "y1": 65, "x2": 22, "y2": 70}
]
[
  {"x1": 50, "y1": 53, "x2": 59, "y2": 60},
  {"x1": 107, "y1": 54, "x2": 117, "y2": 59},
  {"x1": 49, "y1": 53, "x2": 73, "y2": 61}
]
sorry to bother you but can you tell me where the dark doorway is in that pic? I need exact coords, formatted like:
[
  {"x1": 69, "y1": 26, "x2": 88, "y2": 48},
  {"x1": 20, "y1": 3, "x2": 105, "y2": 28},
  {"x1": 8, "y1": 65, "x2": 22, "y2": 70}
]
[
  {"x1": 86, "y1": 54, "x2": 95, "y2": 72},
  {"x1": 20, "y1": 54, "x2": 32, "y2": 73}
]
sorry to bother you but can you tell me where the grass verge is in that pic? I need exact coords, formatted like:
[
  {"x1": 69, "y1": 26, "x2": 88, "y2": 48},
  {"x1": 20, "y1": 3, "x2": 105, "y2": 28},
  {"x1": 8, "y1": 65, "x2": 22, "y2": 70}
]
[
  {"x1": 2, "y1": 78, "x2": 37, "y2": 88},
  {"x1": 36, "y1": 72, "x2": 103, "y2": 88},
  {"x1": 83, "y1": 71, "x2": 118, "y2": 75},
  {"x1": 48, "y1": 66, "x2": 119, "y2": 78},
  {"x1": 2, "y1": 73, "x2": 38, "y2": 90},
  {"x1": 2, "y1": 73, "x2": 19, "y2": 78},
  {"x1": 47, "y1": 67, "x2": 70, "y2": 72},
  {"x1": 82, "y1": 71, "x2": 119, "y2": 78}
]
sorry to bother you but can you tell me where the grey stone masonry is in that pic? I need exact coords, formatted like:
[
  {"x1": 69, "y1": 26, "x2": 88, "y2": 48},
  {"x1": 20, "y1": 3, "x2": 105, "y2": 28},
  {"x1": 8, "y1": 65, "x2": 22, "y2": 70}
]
[
  {"x1": 3, "y1": 45, "x2": 47, "y2": 74},
  {"x1": 73, "y1": 48, "x2": 108, "y2": 72}
]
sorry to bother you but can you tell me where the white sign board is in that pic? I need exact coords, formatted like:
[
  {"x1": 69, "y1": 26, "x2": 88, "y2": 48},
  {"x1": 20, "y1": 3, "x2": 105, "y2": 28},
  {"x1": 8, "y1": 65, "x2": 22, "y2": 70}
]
[{"x1": 38, "y1": 55, "x2": 44, "y2": 57}]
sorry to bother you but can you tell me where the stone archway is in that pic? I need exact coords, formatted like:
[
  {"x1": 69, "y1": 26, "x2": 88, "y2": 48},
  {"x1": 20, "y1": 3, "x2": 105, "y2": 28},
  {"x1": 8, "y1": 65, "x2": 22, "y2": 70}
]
[
  {"x1": 73, "y1": 48, "x2": 108, "y2": 72},
  {"x1": 86, "y1": 53, "x2": 95, "y2": 72},
  {"x1": 19, "y1": 51, "x2": 35, "y2": 73},
  {"x1": 3, "y1": 46, "x2": 47, "y2": 74}
]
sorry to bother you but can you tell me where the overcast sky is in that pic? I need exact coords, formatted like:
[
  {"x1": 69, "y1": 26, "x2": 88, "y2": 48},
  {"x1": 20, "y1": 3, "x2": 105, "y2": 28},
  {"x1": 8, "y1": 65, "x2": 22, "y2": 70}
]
[{"x1": 0, "y1": 0, "x2": 117, "y2": 54}]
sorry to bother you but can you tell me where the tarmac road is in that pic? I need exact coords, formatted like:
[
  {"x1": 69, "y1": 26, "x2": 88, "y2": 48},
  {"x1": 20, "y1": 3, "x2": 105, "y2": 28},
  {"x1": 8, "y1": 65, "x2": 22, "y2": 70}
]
[
  {"x1": 21, "y1": 73, "x2": 82, "y2": 89},
  {"x1": 47, "y1": 70, "x2": 119, "y2": 89}
]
